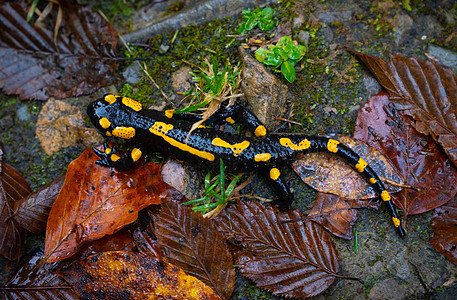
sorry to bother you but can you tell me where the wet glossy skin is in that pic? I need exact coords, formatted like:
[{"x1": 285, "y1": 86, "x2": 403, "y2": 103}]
[{"x1": 87, "y1": 95, "x2": 406, "y2": 236}]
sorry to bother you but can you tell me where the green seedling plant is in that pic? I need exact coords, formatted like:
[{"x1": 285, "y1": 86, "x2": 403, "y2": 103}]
[
  {"x1": 236, "y1": 7, "x2": 275, "y2": 34},
  {"x1": 255, "y1": 36, "x2": 306, "y2": 83},
  {"x1": 182, "y1": 159, "x2": 240, "y2": 217},
  {"x1": 176, "y1": 57, "x2": 241, "y2": 114}
]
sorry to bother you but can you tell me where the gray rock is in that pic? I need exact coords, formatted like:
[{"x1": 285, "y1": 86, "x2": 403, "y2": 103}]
[
  {"x1": 428, "y1": 45, "x2": 457, "y2": 73},
  {"x1": 123, "y1": 0, "x2": 280, "y2": 42},
  {"x1": 368, "y1": 278, "x2": 407, "y2": 300},
  {"x1": 297, "y1": 30, "x2": 310, "y2": 48},
  {"x1": 391, "y1": 13, "x2": 413, "y2": 47},
  {"x1": 316, "y1": 10, "x2": 353, "y2": 25},
  {"x1": 122, "y1": 63, "x2": 142, "y2": 84}
]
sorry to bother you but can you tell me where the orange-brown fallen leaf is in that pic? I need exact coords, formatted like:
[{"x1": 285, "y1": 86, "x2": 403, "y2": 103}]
[
  {"x1": 44, "y1": 147, "x2": 169, "y2": 263},
  {"x1": 57, "y1": 251, "x2": 221, "y2": 300}
]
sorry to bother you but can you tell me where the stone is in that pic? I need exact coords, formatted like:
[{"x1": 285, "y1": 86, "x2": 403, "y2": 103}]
[
  {"x1": 171, "y1": 66, "x2": 193, "y2": 94},
  {"x1": 368, "y1": 278, "x2": 406, "y2": 300},
  {"x1": 239, "y1": 47, "x2": 288, "y2": 129},
  {"x1": 428, "y1": 45, "x2": 457, "y2": 73}
]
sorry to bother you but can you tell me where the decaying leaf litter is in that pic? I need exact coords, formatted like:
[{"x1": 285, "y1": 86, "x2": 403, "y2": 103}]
[{"x1": 0, "y1": 0, "x2": 456, "y2": 298}]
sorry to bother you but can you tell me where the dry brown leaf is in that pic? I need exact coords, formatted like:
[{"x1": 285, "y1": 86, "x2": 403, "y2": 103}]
[
  {"x1": 44, "y1": 148, "x2": 168, "y2": 263},
  {"x1": 309, "y1": 193, "x2": 380, "y2": 239}
]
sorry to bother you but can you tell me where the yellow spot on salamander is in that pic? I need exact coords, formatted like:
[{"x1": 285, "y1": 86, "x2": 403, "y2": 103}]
[
  {"x1": 280, "y1": 138, "x2": 311, "y2": 150},
  {"x1": 254, "y1": 125, "x2": 267, "y2": 137},
  {"x1": 254, "y1": 153, "x2": 272, "y2": 162},
  {"x1": 392, "y1": 217, "x2": 400, "y2": 228},
  {"x1": 327, "y1": 139, "x2": 339, "y2": 153},
  {"x1": 212, "y1": 138, "x2": 250, "y2": 157},
  {"x1": 165, "y1": 110, "x2": 174, "y2": 118},
  {"x1": 105, "y1": 148, "x2": 112, "y2": 154},
  {"x1": 381, "y1": 190, "x2": 391, "y2": 202},
  {"x1": 226, "y1": 117, "x2": 235, "y2": 124},
  {"x1": 355, "y1": 157, "x2": 367, "y2": 172},
  {"x1": 104, "y1": 94, "x2": 117, "y2": 104},
  {"x1": 105, "y1": 131, "x2": 112, "y2": 137},
  {"x1": 111, "y1": 154, "x2": 121, "y2": 162},
  {"x1": 131, "y1": 148, "x2": 142, "y2": 162},
  {"x1": 112, "y1": 127, "x2": 136, "y2": 139},
  {"x1": 122, "y1": 97, "x2": 142, "y2": 111},
  {"x1": 270, "y1": 168, "x2": 281, "y2": 180},
  {"x1": 370, "y1": 177, "x2": 377, "y2": 184},
  {"x1": 99, "y1": 117, "x2": 111, "y2": 129},
  {"x1": 150, "y1": 122, "x2": 174, "y2": 135},
  {"x1": 149, "y1": 122, "x2": 215, "y2": 161}
]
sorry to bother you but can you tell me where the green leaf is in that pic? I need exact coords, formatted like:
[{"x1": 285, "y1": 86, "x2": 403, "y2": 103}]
[
  {"x1": 297, "y1": 44, "x2": 307, "y2": 56},
  {"x1": 255, "y1": 47, "x2": 270, "y2": 62},
  {"x1": 281, "y1": 60, "x2": 296, "y2": 83},
  {"x1": 258, "y1": 19, "x2": 275, "y2": 31},
  {"x1": 288, "y1": 47, "x2": 302, "y2": 61},
  {"x1": 261, "y1": 7, "x2": 274, "y2": 19},
  {"x1": 277, "y1": 36, "x2": 292, "y2": 46},
  {"x1": 263, "y1": 53, "x2": 282, "y2": 66}
]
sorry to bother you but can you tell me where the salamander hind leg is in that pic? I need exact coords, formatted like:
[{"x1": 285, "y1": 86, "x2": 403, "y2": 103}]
[{"x1": 264, "y1": 166, "x2": 294, "y2": 210}]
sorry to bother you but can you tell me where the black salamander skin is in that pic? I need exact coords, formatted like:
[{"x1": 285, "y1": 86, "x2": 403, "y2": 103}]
[{"x1": 87, "y1": 95, "x2": 406, "y2": 237}]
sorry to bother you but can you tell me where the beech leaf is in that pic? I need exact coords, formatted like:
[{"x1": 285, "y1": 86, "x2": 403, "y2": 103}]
[
  {"x1": 354, "y1": 92, "x2": 457, "y2": 215},
  {"x1": 0, "y1": 251, "x2": 77, "y2": 299},
  {"x1": 0, "y1": 162, "x2": 31, "y2": 260},
  {"x1": 13, "y1": 174, "x2": 65, "y2": 234},
  {"x1": 44, "y1": 148, "x2": 169, "y2": 263},
  {"x1": 430, "y1": 194, "x2": 457, "y2": 265},
  {"x1": 215, "y1": 200, "x2": 341, "y2": 298},
  {"x1": 57, "y1": 251, "x2": 221, "y2": 300},
  {"x1": 309, "y1": 192, "x2": 379, "y2": 239},
  {"x1": 0, "y1": 2, "x2": 118, "y2": 100},
  {"x1": 292, "y1": 135, "x2": 403, "y2": 199},
  {"x1": 353, "y1": 51, "x2": 457, "y2": 168},
  {"x1": 153, "y1": 198, "x2": 235, "y2": 300}
]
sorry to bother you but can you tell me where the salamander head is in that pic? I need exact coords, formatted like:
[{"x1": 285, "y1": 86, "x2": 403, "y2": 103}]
[{"x1": 87, "y1": 94, "x2": 143, "y2": 138}]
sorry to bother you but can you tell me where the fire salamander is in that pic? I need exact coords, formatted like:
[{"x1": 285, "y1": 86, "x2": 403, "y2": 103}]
[{"x1": 87, "y1": 94, "x2": 406, "y2": 237}]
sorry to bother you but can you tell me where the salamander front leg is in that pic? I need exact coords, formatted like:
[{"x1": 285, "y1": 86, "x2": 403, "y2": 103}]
[
  {"x1": 208, "y1": 102, "x2": 270, "y2": 137},
  {"x1": 264, "y1": 166, "x2": 294, "y2": 210},
  {"x1": 93, "y1": 143, "x2": 143, "y2": 171}
]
